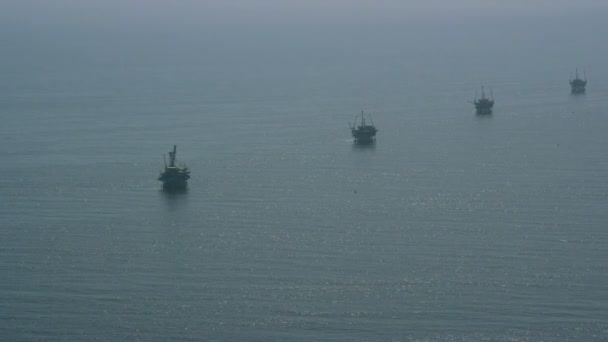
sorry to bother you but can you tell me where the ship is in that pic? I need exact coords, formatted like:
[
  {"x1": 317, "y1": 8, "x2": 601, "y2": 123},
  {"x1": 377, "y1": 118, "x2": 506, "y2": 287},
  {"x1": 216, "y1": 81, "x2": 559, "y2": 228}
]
[
  {"x1": 350, "y1": 111, "x2": 378, "y2": 144},
  {"x1": 473, "y1": 86, "x2": 494, "y2": 115},
  {"x1": 569, "y1": 69, "x2": 587, "y2": 94},
  {"x1": 158, "y1": 145, "x2": 190, "y2": 190}
]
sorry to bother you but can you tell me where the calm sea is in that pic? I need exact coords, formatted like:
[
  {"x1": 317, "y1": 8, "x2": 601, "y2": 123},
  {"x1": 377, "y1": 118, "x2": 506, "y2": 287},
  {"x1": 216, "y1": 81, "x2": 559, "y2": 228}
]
[{"x1": 1, "y1": 9, "x2": 608, "y2": 341}]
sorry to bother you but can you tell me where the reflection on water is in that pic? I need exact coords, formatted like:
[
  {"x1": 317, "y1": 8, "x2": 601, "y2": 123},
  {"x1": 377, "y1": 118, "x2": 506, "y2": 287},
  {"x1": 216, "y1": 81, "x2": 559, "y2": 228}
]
[
  {"x1": 475, "y1": 112, "x2": 493, "y2": 119},
  {"x1": 352, "y1": 141, "x2": 377, "y2": 150},
  {"x1": 570, "y1": 92, "x2": 586, "y2": 98},
  {"x1": 159, "y1": 187, "x2": 189, "y2": 211}
]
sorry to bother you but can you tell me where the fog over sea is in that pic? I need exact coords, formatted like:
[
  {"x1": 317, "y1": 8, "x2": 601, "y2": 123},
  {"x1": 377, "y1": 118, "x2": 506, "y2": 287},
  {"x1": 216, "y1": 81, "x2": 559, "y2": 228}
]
[{"x1": 1, "y1": 2, "x2": 608, "y2": 340}]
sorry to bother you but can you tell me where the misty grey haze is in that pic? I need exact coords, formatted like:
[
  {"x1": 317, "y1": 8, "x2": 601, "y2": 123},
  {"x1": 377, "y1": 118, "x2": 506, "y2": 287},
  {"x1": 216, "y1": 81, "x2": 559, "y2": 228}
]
[{"x1": 1, "y1": 1, "x2": 608, "y2": 341}]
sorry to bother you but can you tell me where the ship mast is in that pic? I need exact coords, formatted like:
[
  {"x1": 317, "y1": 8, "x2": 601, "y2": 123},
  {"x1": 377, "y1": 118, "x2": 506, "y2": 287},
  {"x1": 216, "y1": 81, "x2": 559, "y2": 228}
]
[{"x1": 168, "y1": 145, "x2": 177, "y2": 167}]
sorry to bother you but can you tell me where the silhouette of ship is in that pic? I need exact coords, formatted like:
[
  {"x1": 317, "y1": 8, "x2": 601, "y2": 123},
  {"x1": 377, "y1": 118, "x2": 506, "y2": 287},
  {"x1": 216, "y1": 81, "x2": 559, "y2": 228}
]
[
  {"x1": 350, "y1": 111, "x2": 378, "y2": 144},
  {"x1": 570, "y1": 69, "x2": 587, "y2": 94},
  {"x1": 473, "y1": 86, "x2": 494, "y2": 115},
  {"x1": 158, "y1": 145, "x2": 190, "y2": 190}
]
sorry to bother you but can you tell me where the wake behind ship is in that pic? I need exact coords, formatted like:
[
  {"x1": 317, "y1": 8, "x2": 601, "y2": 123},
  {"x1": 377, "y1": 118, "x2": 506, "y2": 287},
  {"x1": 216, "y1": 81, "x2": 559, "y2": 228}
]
[{"x1": 158, "y1": 145, "x2": 190, "y2": 190}]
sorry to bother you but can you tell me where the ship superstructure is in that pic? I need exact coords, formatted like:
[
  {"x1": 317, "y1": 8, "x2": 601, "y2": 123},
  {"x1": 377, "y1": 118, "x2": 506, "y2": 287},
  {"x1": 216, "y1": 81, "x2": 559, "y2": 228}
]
[
  {"x1": 158, "y1": 145, "x2": 190, "y2": 190},
  {"x1": 350, "y1": 111, "x2": 378, "y2": 144},
  {"x1": 473, "y1": 86, "x2": 494, "y2": 115},
  {"x1": 570, "y1": 69, "x2": 587, "y2": 94}
]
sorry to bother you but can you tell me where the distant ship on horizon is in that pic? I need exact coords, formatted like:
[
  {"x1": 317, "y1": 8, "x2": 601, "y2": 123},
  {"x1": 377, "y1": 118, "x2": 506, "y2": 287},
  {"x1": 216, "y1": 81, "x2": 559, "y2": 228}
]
[
  {"x1": 570, "y1": 69, "x2": 587, "y2": 94},
  {"x1": 350, "y1": 111, "x2": 378, "y2": 144},
  {"x1": 472, "y1": 86, "x2": 494, "y2": 115},
  {"x1": 158, "y1": 145, "x2": 190, "y2": 190}
]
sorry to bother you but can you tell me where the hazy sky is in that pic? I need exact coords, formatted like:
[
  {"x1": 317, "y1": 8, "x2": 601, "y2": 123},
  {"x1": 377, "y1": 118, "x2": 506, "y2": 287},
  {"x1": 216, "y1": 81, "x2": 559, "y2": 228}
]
[
  {"x1": 1, "y1": 0, "x2": 606, "y2": 92},
  {"x1": 1, "y1": 0, "x2": 606, "y2": 68},
  {"x1": 3, "y1": 0, "x2": 608, "y2": 29}
]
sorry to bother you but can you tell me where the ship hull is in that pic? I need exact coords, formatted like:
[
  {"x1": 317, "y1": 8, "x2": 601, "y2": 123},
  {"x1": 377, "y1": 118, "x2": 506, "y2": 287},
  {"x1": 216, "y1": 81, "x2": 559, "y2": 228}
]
[
  {"x1": 352, "y1": 129, "x2": 377, "y2": 144},
  {"x1": 353, "y1": 135, "x2": 376, "y2": 144},
  {"x1": 475, "y1": 108, "x2": 492, "y2": 115},
  {"x1": 160, "y1": 178, "x2": 188, "y2": 190},
  {"x1": 571, "y1": 87, "x2": 585, "y2": 94},
  {"x1": 158, "y1": 172, "x2": 190, "y2": 190},
  {"x1": 474, "y1": 101, "x2": 494, "y2": 115}
]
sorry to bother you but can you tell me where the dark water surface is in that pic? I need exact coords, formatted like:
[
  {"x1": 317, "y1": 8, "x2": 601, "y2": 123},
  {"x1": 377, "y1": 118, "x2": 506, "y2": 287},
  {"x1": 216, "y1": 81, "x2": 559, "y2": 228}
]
[{"x1": 2, "y1": 10, "x2": 608, "y2": 341}]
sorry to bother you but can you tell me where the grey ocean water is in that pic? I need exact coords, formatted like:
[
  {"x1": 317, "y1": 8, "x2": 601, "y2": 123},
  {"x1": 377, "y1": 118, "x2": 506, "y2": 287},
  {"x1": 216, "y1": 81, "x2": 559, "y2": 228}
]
[{"x1": 1, "y1": 5, "x2": 608, "y2": 341}]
